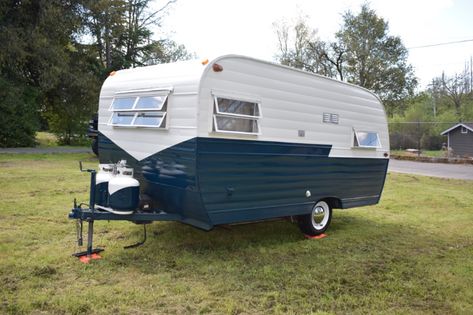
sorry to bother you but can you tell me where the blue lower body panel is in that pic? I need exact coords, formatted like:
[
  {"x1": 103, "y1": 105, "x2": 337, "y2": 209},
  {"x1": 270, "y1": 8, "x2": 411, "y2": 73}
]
[{"x1": 99, "y1": 134, "x2": 388, "y2": 230}]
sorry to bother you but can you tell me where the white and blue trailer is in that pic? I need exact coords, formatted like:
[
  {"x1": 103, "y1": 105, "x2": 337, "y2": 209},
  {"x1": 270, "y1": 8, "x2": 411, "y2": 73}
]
[{"x1": 70, "y1": 55, "x2": 389, "y2": 254}]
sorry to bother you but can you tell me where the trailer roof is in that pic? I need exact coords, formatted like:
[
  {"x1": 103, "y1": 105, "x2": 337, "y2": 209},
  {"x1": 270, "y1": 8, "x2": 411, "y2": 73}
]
[{"x1": 105, "y1": 55, "x2": 382, "y2": 103}]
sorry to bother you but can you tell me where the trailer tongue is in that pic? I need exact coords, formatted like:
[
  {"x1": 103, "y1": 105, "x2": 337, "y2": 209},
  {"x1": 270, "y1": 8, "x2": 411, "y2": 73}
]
[{"x1": 69, "y1": 161, "x2": 180, "y2": 259}]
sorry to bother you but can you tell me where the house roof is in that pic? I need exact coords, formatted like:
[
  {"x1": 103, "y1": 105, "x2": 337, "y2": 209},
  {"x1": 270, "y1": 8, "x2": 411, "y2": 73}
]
[{"x1": 440, "y1": 123, "x2": 473, "y2": 135}]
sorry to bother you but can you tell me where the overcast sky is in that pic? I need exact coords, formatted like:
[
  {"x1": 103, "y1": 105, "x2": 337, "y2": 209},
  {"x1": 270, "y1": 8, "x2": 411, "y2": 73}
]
[{"x1": 159, "y1": 0, "x2": 473, "y2": 89}]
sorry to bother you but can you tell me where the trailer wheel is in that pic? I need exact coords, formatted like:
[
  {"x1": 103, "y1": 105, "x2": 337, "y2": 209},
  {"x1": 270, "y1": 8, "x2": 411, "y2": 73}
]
[{"x1": 298, "y1": 200, "x2": 332, "y2": 236}]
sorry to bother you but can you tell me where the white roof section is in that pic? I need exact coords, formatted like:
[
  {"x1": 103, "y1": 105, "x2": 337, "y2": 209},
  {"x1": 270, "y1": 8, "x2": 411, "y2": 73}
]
[
  {"x1": 440, "y1": 123, "x2": 473, "y2": 135},
  {"x1": 100, "y1": 58, "x2": 207, "y2": 95}
]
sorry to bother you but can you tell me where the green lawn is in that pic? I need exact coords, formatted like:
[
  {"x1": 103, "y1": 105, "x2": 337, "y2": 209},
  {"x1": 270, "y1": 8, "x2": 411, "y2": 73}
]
[{"x1": 1, "y1": 153, "x2": 473, "y2": 314}]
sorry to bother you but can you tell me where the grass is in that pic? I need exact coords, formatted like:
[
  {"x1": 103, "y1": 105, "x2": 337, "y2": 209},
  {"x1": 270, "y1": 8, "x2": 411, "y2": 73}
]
[
  {"x1": 1, "y1": 153, "x2": 473, "y2": 314},
  {"x1": 35, "y1": 131, "x2": 91, "y2": 148},
  {"x1": 36, "y1": 132, "x2": 59, "y2": 147}
]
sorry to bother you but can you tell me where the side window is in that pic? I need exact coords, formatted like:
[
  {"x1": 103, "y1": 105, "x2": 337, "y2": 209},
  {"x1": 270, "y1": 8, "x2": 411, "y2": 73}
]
[
  {"x1": 353, "y1": 130, "x2": 381, "y2": 148},
  {"x1": 213, "y1": 96, "x2": 262, "y2": 135},
  {"x1": 108, "y1": 92, "x2": 169, "y2": 128}
]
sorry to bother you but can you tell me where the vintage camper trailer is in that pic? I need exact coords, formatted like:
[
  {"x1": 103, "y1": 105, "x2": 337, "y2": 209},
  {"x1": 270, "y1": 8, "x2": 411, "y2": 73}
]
[{"x1": 70, "y1": 55, "x2": 389, "y2": 253}]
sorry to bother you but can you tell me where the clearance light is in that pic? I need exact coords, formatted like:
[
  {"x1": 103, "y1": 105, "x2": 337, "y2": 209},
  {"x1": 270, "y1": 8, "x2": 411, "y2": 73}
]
[
  {"x1": 201, "y1": 59, "x2": 209, "y2": 65},
  {"x1": 109, "y1": 71, "x2": 117, "y2": 76},
  {"x1": 212, "y1": 63, "x2": 223, "y2": 72}
]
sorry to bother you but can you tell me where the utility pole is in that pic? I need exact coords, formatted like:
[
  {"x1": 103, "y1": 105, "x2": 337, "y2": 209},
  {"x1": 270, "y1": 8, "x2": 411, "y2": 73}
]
[
  {"x1": 470, "y1": 56, "x2": 473, "y2": 93},
  {"x1": 431, "y1": 79, "x2": 437, "y2": 117}
]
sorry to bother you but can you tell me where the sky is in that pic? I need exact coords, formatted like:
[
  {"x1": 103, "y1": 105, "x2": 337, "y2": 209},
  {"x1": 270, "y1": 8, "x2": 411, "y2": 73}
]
[{"x1": 158, "y1": 0, "x2": 473, "y2": 89}]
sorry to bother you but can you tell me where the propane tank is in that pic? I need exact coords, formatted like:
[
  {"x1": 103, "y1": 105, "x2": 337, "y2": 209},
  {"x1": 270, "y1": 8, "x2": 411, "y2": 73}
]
[
  {"x1": 95, "y1": 164, "x2": 113, "y2": 207},
  {"x1": 108, "y1": 160, "x2": 140, "y2": 212}
]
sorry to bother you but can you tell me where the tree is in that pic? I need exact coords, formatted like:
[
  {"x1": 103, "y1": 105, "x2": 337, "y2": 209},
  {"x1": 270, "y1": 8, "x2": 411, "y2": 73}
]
[
  {"x1": 0, "y1": 0, "x2": 85, "y2": 146},
  {"x1": 143, "y1": 39, "x2": 194, "y2": 65},
  {"x1": 273, "y1": 5, "x2": 417, "y2": 116},
  {"x1": 440, "y1": 72, "x2": 470, "y2": 118},
  {"x1": 0, "y1": 0, "x2": 193, "y2": 147},
  {"x1": 0, "y1": 78, "x2": 39, "y2": 147},
  {"x1": 82, "y1": 0, "x2": 185, "y2": 73},
  {"x1": 274, "y1": 17, "x2": 343, "y2": 79},
  {"x1": 336, "y1": 4, "x2": 417, "y2": 115}
]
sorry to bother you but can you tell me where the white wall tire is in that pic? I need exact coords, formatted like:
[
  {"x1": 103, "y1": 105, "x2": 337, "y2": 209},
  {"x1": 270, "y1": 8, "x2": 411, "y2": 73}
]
[{"x1": 297, "y1": 200, "x2": 332, "y2": 236}]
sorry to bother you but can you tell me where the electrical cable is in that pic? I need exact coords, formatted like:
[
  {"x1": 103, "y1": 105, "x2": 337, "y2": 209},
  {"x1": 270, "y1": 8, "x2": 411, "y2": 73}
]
[{"x1": 408, "y1": 39, "x2": 473, "y2": 49}]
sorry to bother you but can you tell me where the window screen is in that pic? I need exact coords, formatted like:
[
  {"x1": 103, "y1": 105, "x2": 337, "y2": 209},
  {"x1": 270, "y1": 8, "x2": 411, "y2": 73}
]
[
  {"x1": 213, "y1": 96, "x2": 261, "y2": 135},
  {"x1": 354, "y1": 131, "x2": 381, "y2": 148}
]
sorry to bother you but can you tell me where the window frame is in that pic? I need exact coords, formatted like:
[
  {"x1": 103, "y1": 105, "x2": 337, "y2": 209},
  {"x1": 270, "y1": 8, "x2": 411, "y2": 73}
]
[
  {"x1": 212, "y1": 94, "x2": 262, "y2": 136},
  {"x1": 353, "y1": 130, "x2": 381, "y2": 149},
  {"x1": 461, "y1": 126, "x2": 468, "y2": 134}
]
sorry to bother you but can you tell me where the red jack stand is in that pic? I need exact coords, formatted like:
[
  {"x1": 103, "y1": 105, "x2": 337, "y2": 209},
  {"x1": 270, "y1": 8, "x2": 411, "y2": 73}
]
[{"x1": 304, "y1": 233, "x2": 327, "y2": 239}]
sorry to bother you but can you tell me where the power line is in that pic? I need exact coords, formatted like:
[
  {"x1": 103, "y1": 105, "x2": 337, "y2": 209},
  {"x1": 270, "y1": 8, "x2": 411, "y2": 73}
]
[{"x1": 408, "y1": 39, "x2": 473, "y2": 49}]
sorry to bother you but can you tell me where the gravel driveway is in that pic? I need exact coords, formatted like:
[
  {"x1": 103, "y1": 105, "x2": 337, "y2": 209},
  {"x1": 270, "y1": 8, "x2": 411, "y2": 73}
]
[{"x1": 389, "y1": 159, "x2": 473, "y2": 180}]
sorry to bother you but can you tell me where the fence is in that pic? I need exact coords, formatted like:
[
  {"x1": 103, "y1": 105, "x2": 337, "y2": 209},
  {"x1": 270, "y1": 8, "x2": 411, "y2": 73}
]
[{"x1": 388, "y1": 122, "x2": 456, "y2": 151}]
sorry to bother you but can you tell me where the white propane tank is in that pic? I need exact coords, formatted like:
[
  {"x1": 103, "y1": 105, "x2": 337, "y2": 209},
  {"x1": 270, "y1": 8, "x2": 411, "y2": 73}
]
[
  {"x1": 95, "y1": 164, "x2": 114, "y2": 207},
  {"x1": 107, "y1": 160, "x2": 140, "y2": 213}
]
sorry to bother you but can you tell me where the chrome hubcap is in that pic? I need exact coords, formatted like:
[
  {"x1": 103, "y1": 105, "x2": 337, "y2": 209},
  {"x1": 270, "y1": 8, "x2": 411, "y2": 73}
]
[{"x1": 311, "y1": 202, "x2": 330, "y2": 230}]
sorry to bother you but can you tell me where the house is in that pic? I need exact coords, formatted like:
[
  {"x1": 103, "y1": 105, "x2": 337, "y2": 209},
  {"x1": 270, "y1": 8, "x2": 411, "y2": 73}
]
[{"x1": 440, "y1": 123, "x2": 473, "y2": 157}]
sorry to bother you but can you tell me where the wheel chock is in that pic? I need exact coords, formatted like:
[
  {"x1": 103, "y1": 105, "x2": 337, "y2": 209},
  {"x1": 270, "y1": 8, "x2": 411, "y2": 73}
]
[
  {"x1": 78, "y1": 253, "x2": 102, "y2": 264},
  {"x1": 304, "y1": 233, "x2": 327, "y2": 239}
]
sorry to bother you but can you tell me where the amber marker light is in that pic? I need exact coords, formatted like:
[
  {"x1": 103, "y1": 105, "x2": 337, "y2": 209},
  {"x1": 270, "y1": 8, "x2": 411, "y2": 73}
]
[
  {"x1": 201, "y1": 59, "x2": 209, "y2": 65},
  {"x1": 109, "y1": 71, "x2": 117, "y2": 76},
  {"x1": 212, "y1": 63, "x2": 223, "y2": 72}
]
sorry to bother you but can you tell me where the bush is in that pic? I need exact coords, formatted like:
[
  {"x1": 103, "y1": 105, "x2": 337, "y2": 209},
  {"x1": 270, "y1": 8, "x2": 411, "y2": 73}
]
[{"x1": 421, "y1": 134, "x2": 445, "y2": 150}]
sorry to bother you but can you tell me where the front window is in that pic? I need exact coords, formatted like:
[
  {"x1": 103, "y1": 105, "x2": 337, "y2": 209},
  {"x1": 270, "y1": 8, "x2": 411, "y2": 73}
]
[{"x1": 108, "y1": 92, "x2": 170, "y2": 128}]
